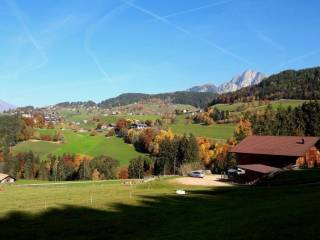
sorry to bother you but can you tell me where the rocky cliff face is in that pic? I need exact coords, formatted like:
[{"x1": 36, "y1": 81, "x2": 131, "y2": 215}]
[
  {"x1": 217, "y1": 70, "x2": 267, "y2": 93},
  {"x1": 187, "y1": 70, "x2": 267, "y2": 93}
]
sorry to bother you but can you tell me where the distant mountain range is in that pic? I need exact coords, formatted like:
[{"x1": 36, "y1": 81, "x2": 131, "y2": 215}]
[
  {"x1": 187, "y1": 84, "x2": 218, "y2": 93},
  {"x1": 98, "y1": 92, "x2": 217, "y2": 108},
  {"x1": 187, "y1": 70, "x2": 267, "y2": 94},
  {"x1": 0, "y1": 100, "x2": 16, "y2": 112},
  {"x1": 54, "y1": 66, "x2": 319, "y2": 110},
  {"x1": 56, "y1": 92, "x2": 217, "y2": 109}
]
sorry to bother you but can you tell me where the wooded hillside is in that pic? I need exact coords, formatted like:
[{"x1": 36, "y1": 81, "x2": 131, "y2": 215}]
[
  {"x1": 99, "y1": 92, "x2": 217, "y2": 108},
  {"x1": 210, "y1": 67, "x2": 320, "y2": 105}
]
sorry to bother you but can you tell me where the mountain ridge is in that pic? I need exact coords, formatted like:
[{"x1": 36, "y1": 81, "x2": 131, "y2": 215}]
[
  {"x1": 54, "y1": 67, "x2": 319, "y2": 110},
  {"x1": 0, "y1": 99, "x2": 16, "y2": 112},
  {"x1": 187, "y1": 70, "x2": 267, "y2": 93}
]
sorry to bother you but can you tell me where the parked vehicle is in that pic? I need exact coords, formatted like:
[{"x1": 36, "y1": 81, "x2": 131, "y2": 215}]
[{"x1": 188, "y1": 171, "x2": 205, "y2": 178}]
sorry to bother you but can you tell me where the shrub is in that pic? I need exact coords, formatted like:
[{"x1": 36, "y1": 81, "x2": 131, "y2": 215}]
[
  {"x1": 118, "y1": 168, "x2": 129, "y2": 179},
  {"x1": 52, "y1": 132, "x2": 64, "y2": 142},
  {"x1": 40, "y1": 135, "x2": 52, "y2": 141},
  {"x1": 105, "y1": 129, "x2": 115, "y2": 137},
  {"x1": 178, "y1": 162, "x2": 204, "y2": 176},
  {"x1": 89, "y1": 155, "x2": 119, "y2": 179},
  {"x1": 128, "y1": 157, "x2": 144, "y2": 179},
  {"x1": 90, "y1": 130, "x2": 97, "y2": 136}
]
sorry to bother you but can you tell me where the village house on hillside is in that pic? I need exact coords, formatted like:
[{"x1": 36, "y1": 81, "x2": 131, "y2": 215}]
[
  {"x1": 0, "y1": 173, "x2": 15, "y2": 184},
  {"x1": 131, "y1": 123, "x2": 148, "y2": 129},
  {"x1": 229, "y1": 136, "x2": 320, "y2": 182}
]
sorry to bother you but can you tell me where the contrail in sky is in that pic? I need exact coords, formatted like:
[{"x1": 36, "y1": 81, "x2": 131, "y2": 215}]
[
  {"x1": 123, "y1": 1, "x2": 253, "y2": 66},
  {"x1": 279, "y1": 50, "x2": 320, "y2": 68},
  {"x1": 257, "y1": 31, "x2": 285, "y2": 53},
  {"x1": 162, "y1": 0, "x2": 233, "y2": 18},
  {"x1": 84, "y1": 3, "x2": 128, "y2": 83},
  {"x1": 5, "y1": 0, "x2": 48, "y2": 71}
]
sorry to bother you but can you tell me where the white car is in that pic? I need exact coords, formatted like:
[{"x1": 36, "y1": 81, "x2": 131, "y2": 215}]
[{"x1": 188, "y1": 171, "x2": 205, "y2": 178}]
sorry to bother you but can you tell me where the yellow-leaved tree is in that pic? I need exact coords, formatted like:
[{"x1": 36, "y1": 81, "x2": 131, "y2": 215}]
[
  {"x1": 234, "y1": 119, "x2": 252, "y2": 142},
  {"x1": 148, "y1": 129, "x2": 174, "y2": 155},
  {"x1": 197, "y1": 137, "x2": 215, "y2": 167}
]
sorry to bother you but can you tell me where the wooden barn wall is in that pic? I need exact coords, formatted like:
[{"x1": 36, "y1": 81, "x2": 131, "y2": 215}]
[{"x1": 235, "y1": 153, "x2": 297, "y2": 168}]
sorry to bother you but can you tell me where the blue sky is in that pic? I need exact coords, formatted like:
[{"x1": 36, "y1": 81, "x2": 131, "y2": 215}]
[{"x1": 0, "y1": 0, "x2": 320, "y2": 106}]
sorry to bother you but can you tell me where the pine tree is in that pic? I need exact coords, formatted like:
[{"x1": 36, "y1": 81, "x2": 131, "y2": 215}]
[
  {"x1": 39, "y1": 162, "x2": 49, "y2": 180},
  {"x1": 24, "y1": 151, "x2": 34, "y2": 179},
  {"x1": 128, "y1": 157, "x2": 144, "y2": 179},
  {"x1": 157, "y1": 137, "x2": 178, "y2": 175},
  {"x1": 57, "y1": 156, "x2": 66, "y2": 181},
  {"x1": 78, "y1": 160, "x2": 91, "y2": 180},
  {"x1": 50, "y1": 155, "x2": 58, "y2": 181}
]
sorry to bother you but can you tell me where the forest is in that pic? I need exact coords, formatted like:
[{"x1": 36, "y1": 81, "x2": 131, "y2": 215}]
[
  {"x1": 211, "y1": 67, "x2": 320, "y2": 104},
  {"x1": 234, "y1": 101, "x2": 320, "y2": 141},
  {"x1": 98, "y1": 91, "x2": 217, "y2": 108}
]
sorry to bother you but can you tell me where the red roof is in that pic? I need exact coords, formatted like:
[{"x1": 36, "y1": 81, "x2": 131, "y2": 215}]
[
  {"x1": 230, "y1": 136, "x2": 319, "y2": 157},
  {"x1": 238, "y1": 164, "x2": 280, "y2": 174}
]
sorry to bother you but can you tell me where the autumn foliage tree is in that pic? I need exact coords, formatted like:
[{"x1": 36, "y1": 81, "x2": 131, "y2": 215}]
[
  {"x1": 234, "y1": 119, "x2": 253, "y2": 142},
  {"x1": 193, "y1": 112, "x2": 214, "y2": 125},
  {"x1": 116, "y1": 118, "x2": 129, "y2": 130},
  {"x1": 211, "y1": 142, "x2": 237, "y2": 172},
  {"x1": 148, "y1": 129, "x2": 174, "y2": 155},
  {"x1": 197, "y1": 137, "x2": 215, "y2": 167}
]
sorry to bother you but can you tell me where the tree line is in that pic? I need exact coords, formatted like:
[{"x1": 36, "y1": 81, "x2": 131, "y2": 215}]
[
  {"x1": 2, "y1": 150, "x2": 120, "y2": 181},
  {"x1": 234, "y1": 101, "x2": 320, "y2": 141},
  {"x1": 99, "y1": 91, "x2": 217, "y2": 108},
  {"x1": 193, "y1": 108, "x2": 231, "y2": 125},
  {"x1": 0, "y1": 115, "x2": 32, "y2": 146}
]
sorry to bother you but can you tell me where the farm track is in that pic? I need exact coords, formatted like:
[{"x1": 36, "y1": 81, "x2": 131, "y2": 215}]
[{"x1": 14, "y1": 177, "x2": 159, "y2": 187}]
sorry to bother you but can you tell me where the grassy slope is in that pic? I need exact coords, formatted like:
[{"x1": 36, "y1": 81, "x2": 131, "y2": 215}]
[
  {"x1": 101, "y1": 114, "x2": 159, "y2": 123},
  {"x1": 0, "y1": 179, "x2": 319, "y2": 240},
  {"x1": 260, "y1": 168, "x2": 320, "y2": 186},
  {"x1": 170, "y1": 115, "x2": 235, "y2": 140},
  {"x1": 14, "y1": 115, "x2": 235, "y2": 164},
  {"x1": 13, "y1": 131, "x2": 143, "y2": 165},
  {"x1": 58, "y1": 104, "x2": 195, "y2": 125},
  {"x1": 213, "y1": 99, "x2": 307, "y2": 112},
  {"x1": 13, "y1": 141, "x2": 61, "y2": 160}
]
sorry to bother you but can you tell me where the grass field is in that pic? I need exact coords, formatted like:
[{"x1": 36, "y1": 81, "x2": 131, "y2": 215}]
[
  {"x1": 13, "y1": 131, "x2": 143, "y2": 165},
  {"x1": 101, "y1": 114, "x2": 160, "y2": 123},
  {"x1": 260, "y1": 168, "x2": 320, "y2": 186},
  {"x1": 13, "y1": 141, "x2": 61, "y2": 159},
  {"x1": 14, "y1": 114, "x2": 235, "y2": 164},
  {"x1": 169, "y1": 115, "x2": 235, "y2": 140},
  {"x1": 58, "y1": 105, "x2": 192, "y2": 125},
  {"x1": 213, "y1": 99, "x2": 307, "y2": 112},
  {"x1": 0, "y1": 178, "x2": 319, "y2": 240}
]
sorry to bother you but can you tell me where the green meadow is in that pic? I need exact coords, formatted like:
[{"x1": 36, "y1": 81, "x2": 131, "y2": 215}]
[
  {"x1": 213, "y1": 99, "x2": 307, "y2": 112},
  {"x1": 169, "y1": 115, "x2": 235, "y2": 140},
  {"x1": 0, "y1": 177, "x2": 319, "y2": 240},
  {"x1": 13, "y1": 130, "x2": 143, "y2": 165},
  {"x1": 101, "y1": 114, "x2": 159, "y2": 123},
  {"x1": 13, "y1": 114, "x2": 236, "y2": 164}
]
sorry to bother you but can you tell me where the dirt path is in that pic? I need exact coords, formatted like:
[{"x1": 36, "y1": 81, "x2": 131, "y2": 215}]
[
  {"x1": 173, "y1": 175, "x2": 232, "y2": 187},
  {"x1": 29, "y1": 140, "x2": 62, "y2": 144}
]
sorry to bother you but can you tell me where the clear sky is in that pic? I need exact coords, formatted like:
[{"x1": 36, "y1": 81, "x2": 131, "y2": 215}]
[{"x1": 0, "y1": 0, "x2": 320, "y2": 106}]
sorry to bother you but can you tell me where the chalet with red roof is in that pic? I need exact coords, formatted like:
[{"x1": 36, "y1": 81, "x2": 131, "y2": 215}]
[{"x1": 229, "y1": 136, "x2": 320, "y2": 182}]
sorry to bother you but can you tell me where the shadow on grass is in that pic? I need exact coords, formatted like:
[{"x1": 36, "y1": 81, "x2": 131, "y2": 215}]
[{"x1": 1, "y1": 185, "x2": 320, "y2": 240}]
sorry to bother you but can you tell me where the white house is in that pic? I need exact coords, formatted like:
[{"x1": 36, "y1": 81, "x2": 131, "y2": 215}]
[
  {"x1": 0, "y1": 173, "x2": 15, "y2": 184},
  {"x1": 131, "y1": 123, "x2": 148, "y2": 129},
  {"x1": 101, "y1": 124, "x2": 108, "y2": 130}
]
